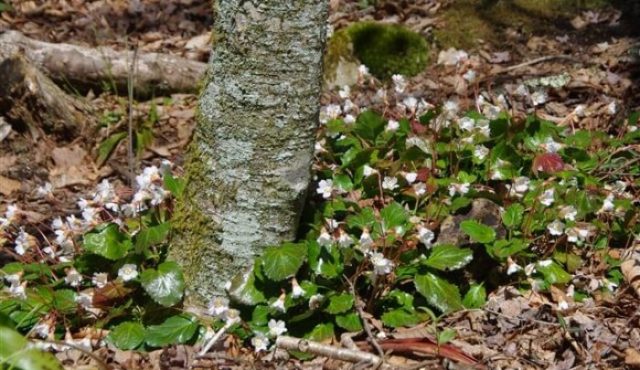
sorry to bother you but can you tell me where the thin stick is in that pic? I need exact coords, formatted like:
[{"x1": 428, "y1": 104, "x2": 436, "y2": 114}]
[
  {"x1": 127, "y1": 46, "x2": 138, "y2": 186},
  {"x1": 276, "y1": 336, "x2": 392, "y2": 370},
  {"x1": 344, "y1": 276, "x2": 386, "y2": 361},
  {"x1": 492, "y1": 55, "x2": 582, "y2": 75},
  {"x1": 198, "y1": 318, "x2": 239, "y2": 356}
]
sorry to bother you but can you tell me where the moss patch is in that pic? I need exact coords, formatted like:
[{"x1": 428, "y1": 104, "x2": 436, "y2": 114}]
[
  {"x1": 434, "y1": 0, "x2": 611, "y2": 49},
  {"x1": 324, "y1": 22, "x2": 429, "y2": 82}
]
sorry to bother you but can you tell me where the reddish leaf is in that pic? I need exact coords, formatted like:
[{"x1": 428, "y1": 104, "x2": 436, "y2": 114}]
[
  {"x1": 93, "y1": 281, "x2": 134, "y2": 308},
  {"x1": 410, "y1": 119, "x2": 428, "y2": 134},
  {"x1": 416, "y1": 168, "x2": 431, "y2": 182},
  {"x1": 532, "y1": 153, "x2": 565, "y2": 175}
]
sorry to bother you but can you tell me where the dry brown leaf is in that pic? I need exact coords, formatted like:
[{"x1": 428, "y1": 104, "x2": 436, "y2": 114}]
[
  {"x1": 625, "y1": 348, "x2": 640, "y2": 368},
  {"x1": 0, "y1": 175, "x2": 21, "y2": 195},
  {"x1": 51, "y1": 145, "x2": 88, "y2": 168},
  {"x1": 0, "y1": 155, "x2": 17, "y2": 172},
  {"x1": 621, "y1": 242, "x2": 640, "y2": 297}
]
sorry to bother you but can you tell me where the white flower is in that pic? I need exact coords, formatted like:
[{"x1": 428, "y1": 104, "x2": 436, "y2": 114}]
[
  {"x1": 363, "y1": 165, "x2": 377, "y2": 177},
  {"x1": 337, "y1": 230, "x2": 353, "y2": 248},
  {"x1": 268, "y1": 319, "x2": 287, "y2": 337},
  {"x1": 223, "y1": 308, "x2": 241, "y2": 325},
  {"x1": 9, "y1": 283, "x2": 26, "y2": 299},
  {"x1": 75, "y1": 291, "x2": 94, "y2": 308},
  {"x1": 598, "y1": 194, "x2": 615, "y2": 213},
  {"x1": 320, "y1": 104, "x2": 342, "y2": 124},
  {"x1": 4, "y1": 273, "x2": 21, "y2": 286},
  {"x1": 65, "y1": 268, "x2": 83, "y2": 287},
  {"x1": 291, "y1": 279, "x2": 306, "y2": 298},
  {"x1": 308, "y1": 294, "x2": 325, "y2": 310},
  {"x1": 370, "y1": 253, "x2": 394, "y2": 275},
  {"x1": 358, "y1": 64, "x2": 370, "y2": 78},
  {"x1": 317, "y1": 228, "x2": 333, "y2": 247},
  {"x1": 448, "y1": 182, "x2": 470, "y2": 197},
  {"x1": 463, "y1": 69, "x2": 476, "y2": 82},
  {"x1": 271, "y1": 294, "x2": 286, "y2": 313},
  {"x1": 392, "y1": 74, "x2": 406, "y2": 93},
  {"x1": 316, "y1": 179, "x2": 334, "y2": 199},
  {"x1": 506, "y1": 258, "x2": 522, "y2": 275},
  {"x1": 118, "y1": 264, "x2": 138, "y2": 282},
  {"x1": 476, "y1": 119, "x2": 491, "y2": 137},
  {"x1": 539, "y1": 188, "x2": 555, "y2": 207},
  {"x1": 14, "y1": 228, "x2": 34, "y2": 256},
  {"x1": 524, "y1": 263, "x2": 536, "y2": 276},
  {"x1": 458, "y1": 117, "x2": 475, "y2": 131},
  {"x1": 251, "y1": 333, "x2": 269, "y2": 352},
  {"x1": 559, "y1": 205, "x2": 577, "y2": 221},
  {"x1": 343, "y1": 99, "x2": 357, "y2": 113},
  {"x1": 91, "y1": 273, "x2": 108, "y2": 289},
  {"x1": 473, "y1": 145, "x2": 489, "y2": 161},
  {"x1": 404, "y1": 172, "x2": 417, "y2": 184},
  {"x1": 338, "y1": 85, "x2": 350, "y2": 99},
  {"x1": 382, "y1": 177, "x2": 398, "y2": 191},
  {"x1": 547, "y1": 220, "x2": 565, "y2": 236},
  {"x1": 557, "y1": 300, "x2": 569, "y2": 310},
  {"x1": 402, "y1": 96, "x2": 418, "y2": 114},
  {"x1": 207, "y1": 296, "x2": 229, "y2": 317},
  {"x1": 538, "y1": 259, "x2": 553, "y2": 267},
  {"x1": 314, "y1": 139, "x2": 327, "y2": 155},
  {"x1": 513, "y1": 177, "x2": 530, "y2": 194},
  {"x1": 344, "y1": 114, "x2": 356, "y2": 124},
  {"x1": 33, "y1": 323, "x2": 51, "y2": 339},
  {"x1": 36, "y1": 182, "x2": 54, "y2": 198},
  {"x1": 607, "y1": 101, "x2": 617, "y2": 115},
  {"x1": 531, "y1": 90, "x2": 547, "y2": 106},
  {"x1": 541, "y1": 137, "x2": 564, "y2": 153},
  {"x1": 417, "y1": 226, "x2": 435, "y2": 247},
  {"x1": 413, "y1": 183, "x2": 427, "y2": 196},
  {"x1": 359, "y1": 229, "x2": 374, "y2": 249},
  {"x1": 385, "y1": 119, "x2": 399, "y2": 132},
  {"x1": 443, "y1": 101, "x2": 459, "y2": 117}
]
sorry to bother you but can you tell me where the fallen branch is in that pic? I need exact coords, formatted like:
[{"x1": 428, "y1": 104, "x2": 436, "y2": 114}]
[
  {"x1": 275, "y1": 335, "x2": 393, "y2": 370},
  {"x1": 0, "y1": 30, "x2": 207, "y2": 97},
  {"x1": 0, "y1": 54, "x2": 94, "y2": 141}
]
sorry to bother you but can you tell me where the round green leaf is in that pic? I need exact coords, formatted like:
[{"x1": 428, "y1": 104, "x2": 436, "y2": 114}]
[
  {"x1": 324, "y1": 293, "x2": 354, "y2": 314},
  {"x1": 53, "y1": 289, "x2": 77, "y2": 314},
  {"x1": 107, "y1": 322, "x2": 145, "y2": 350},
  {"x1": 140, "y1": 261, "x2": 184, "y2": 307},
  {"x1": 463, "y1": 284, "x2": 487, "y2": 309},
  {"x1": 460, "y1": 220, "x2": 496, "y2": 244},
  {"x1": 262, "y1": 243, "x2": 307, "y2": 282},
  {"x1": 144, "y1": 315, "x2": 198, "y2": 347},
  {"x1": 381, "y1": 307, "x2": 421, "y2": 328},
  {"x1": 0, "y1": 326, "x2": 63, "y2": 370},
  {"x1": 83, "y1": 223, "x2": 130, "y2": 260},
  {"x1": 415, "y1": 272, "x2": 463, "y2": 313},
  {"x1": 380, "y1": 202, "x2": 407, "y2": 230},
  {"x1": 502, "y1": 203, "x2": 524, "y2": 229},
  {"x1": 537, "y1": 261, "x2": 572, "y2": 285},
  {"x1": 424, "y1": 245, "x2": 473, "y2": 271},
  {"x1": 335, "y1": 312, "x2": 363, "y2": 332}
]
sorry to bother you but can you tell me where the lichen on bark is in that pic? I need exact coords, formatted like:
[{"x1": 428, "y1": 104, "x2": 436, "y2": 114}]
[{"x1": 168, "y1": 0, "x2": 329, "y2": 306}]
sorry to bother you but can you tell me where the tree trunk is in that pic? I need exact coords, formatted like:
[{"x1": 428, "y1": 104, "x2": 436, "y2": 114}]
[{"x1": 168, "y1": 0, "x2": 329, "y2": 305}]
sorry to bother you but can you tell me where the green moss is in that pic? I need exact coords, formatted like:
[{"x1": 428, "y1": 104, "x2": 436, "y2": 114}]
[
  {"x1": 435, "y1": 0, "x2": 611, "y2": 49},
  {"x1": 348, "y1": 22, "x2": 429, "y2": 80}
]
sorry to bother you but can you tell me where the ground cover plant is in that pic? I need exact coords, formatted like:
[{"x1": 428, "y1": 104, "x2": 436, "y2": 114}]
[{"x1": 1, "y1": 63, "x2": 638, "y2": 368}]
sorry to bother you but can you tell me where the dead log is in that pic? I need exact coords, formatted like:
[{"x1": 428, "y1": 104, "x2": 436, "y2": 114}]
[
  {"x1": 0, "y1": 54, "x2": 94, "y2": 141},
  {"x1": 0, "y1": 30, "x2": 207, "y2": 97}
]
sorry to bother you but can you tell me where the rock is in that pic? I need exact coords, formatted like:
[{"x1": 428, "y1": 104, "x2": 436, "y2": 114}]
[{"x1": 436, "y1": 198, "x2": 505, "y2": 246}]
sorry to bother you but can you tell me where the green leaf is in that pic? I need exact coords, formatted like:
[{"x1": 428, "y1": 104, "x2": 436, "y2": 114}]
[
  {"x1": 463, "y1": 284, "x2": 486, "y2": 309},
  {"x1": 387, "y1": 290, "x2": 414, "y2": 308},
  {"x1": 144, "y1": 314, "x2": 198, "y2": 347},
  {"x1": 502, "y1": 203, "x2": 524, "y2": 229},
  {"x1": 450, "y1": 197, "x2": 472, "y2": 212},
  {"x1": 486, "y1": 239, "x2": 529, "y2": 259},
  {"x1": 53, "y1": 289, "x2": 77, "y2": 314},
  {"x1": 436, "y1": 328, "x2": 456, "y2": 345},
  {"x1": 346, "y1": 207, "x2": 376, "y2": 230},
  {"x1": 354, "y1": 110, "x2": 385, "y2": 142},
  {"x1": 135, "y1": 222, "x2": 170, "y2": 252},
  {"x1": 415, "y1": 272, "x2": 463, "y2": 313},
  {"x1": 83, "y1": 223, "x2": 130, "y2": 260},
  {"x1": 97, "y1": 131, "x2": 127, "y2": 166},
  {"x1": 335, "y1": 312, "x2": 363, "y2": 332},
  {"x1": 305, "y1": 322, "x2": 334, "y2": 342},
  {"x1": 262, "y1": 243, "x2": 307, "y2": 282},
  {"x1": 381, "y1": 307, "x2": 421, "y2": 328},
  {"x1": 140, "y1": 261, "x2": 185, "y2": 307},
  {"x1": 107, "y1": 322, "x2": 145, "y2": 350},
  {"x1": 424, "y1": 245, "x2": 473, "y2": 271},
  {"x1": 380, "y1": 202, "x2": 407, "y2": 231},
  {"x1": 0, "y1": 326, "x2": 63, "y2": 370},
  {"x1": 333, "y1": 174, "x2": 353, "y2": 192},
  {"x1": 226, "y1": 266, "x2": 267, "y2": 305},
  {"x1": 460, "y1": 220, "x2": 496, "y2": 244},
  {"x1": 537, "y1": 261, "x2": 572, "y2": 285},
  {"x1": 324, "y1": 293, "x2": 354, "y2": 314},
  {"x1": 163, "y1": 171, "x2": 185, "y2": 197},
  {"x1": 135, "y1": 127, "x2": 154, "y2": 157}
]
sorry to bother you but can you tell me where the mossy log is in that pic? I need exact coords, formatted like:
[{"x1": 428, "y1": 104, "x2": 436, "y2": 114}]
[
  {"x1": 0, "y1": 55, "x2": 94, "y2": 141},
  {"x1": 0, "y1": 30, "x2": 207, "y2": 97}
]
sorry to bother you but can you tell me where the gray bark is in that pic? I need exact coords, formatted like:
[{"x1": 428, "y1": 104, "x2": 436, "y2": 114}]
[{"x1": 168, "y1": 0, "x2": 329, "y2": 305}]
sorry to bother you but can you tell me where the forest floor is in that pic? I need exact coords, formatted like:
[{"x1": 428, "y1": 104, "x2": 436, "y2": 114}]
[{"x1": 1, "y1": 0, "x2": 639, "y2": 369}]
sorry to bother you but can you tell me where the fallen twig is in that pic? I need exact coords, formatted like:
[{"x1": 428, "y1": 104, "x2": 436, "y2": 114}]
[{"x1": 345, "y1": 276, "x2": 386, "y2": 361}]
